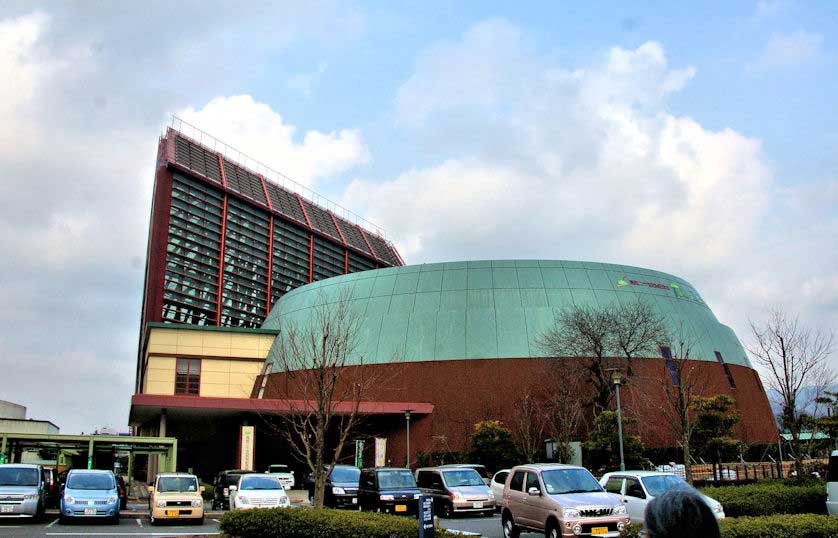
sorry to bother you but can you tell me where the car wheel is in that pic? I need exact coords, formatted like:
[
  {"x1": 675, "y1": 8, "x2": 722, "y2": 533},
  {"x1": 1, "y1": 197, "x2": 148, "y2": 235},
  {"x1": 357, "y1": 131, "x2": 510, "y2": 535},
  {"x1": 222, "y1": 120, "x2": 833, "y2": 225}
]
[
  {"x1": 58, "y1": 515, "x2": 69, "y2": 525},
  {"x1": 149, "y1": 513, "x2": 156, "y2": 526},
  {"x1": 194, "y1": 516, "x2": 204, "y2": 525},
  {"x1": 502, "y1": 512, "x2": 521, "y2": 538},
  {"x1": 483, "y1": 509, "x2": 494, "y2": 518},
  {"x1": 111, "y1": 514, "x2": 120, "y2": 525},
  {"x1": 440, "y1": 502, "x2": 452, "y2": 518},
  {"x1": 546, "y1": 521, "x2": 560, "y2": 538}
]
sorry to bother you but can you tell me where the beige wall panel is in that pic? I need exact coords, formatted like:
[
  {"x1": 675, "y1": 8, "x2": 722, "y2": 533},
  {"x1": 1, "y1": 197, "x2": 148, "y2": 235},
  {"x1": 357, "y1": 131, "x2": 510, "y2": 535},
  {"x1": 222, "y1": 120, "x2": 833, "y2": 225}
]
[
  {"x1": 146, "y1": 368, "x2": 174, "y2": 383},
  {"x1": 200, "y1": 384, "x2": 230, "y2": 398},
  {"x1": 176, "y1": 331, "x2": 203, "y2": 348},
  {"x1": 149, "y1": 329, "x2": 179, "y2": 346},
  {"x1": 201, "y1": 359, "x2": 231, "y2": 373},
  {"x1": 145, "y1": 380, "x2": 175, "y2": 395},
  {"x1": 200, "y1": 371, "x2": 230, "y2": 385},
  {"x1": 201, "y1": 333, "x2": 232, "y2": 351},
  {"x1": 229, "y1": 348, "x2": 263, "y2": 359},
  {"x1": 147, "y1": 343, "x2": 178, "y2": 355},
  {"x1": 229, "y1": 334, "x2": 261, "y2": 350},
  {"x1": 148, "y1": 356, "x2": 177, "y2": 369},
  {"x1": 174, "y1": 345, "x2": 203, "y2": 356}
]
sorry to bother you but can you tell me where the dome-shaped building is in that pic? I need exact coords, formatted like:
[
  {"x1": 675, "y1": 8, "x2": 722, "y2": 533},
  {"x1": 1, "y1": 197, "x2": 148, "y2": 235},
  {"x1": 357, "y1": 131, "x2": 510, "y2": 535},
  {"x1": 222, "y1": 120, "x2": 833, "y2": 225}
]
[{"x1": 258, "y1": 260, "x2": 777, "y2": 465}]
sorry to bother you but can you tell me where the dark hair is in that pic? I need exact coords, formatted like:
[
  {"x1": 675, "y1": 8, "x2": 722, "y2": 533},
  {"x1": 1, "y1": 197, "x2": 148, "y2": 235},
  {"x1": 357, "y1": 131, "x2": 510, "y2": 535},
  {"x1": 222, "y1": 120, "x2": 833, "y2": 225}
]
[{"x1": 644, "y1": 489, "x2": 721, "y2": 538}]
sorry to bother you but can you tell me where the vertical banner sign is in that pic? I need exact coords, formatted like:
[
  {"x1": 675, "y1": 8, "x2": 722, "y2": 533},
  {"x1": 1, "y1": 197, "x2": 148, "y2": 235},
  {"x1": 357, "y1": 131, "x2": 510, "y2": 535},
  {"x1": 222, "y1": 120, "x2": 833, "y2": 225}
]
[
  {"x1": 355, "y1": 439, "x2": 365, "y2": 468},
  {"x1": 418, "y1": 494, "x2": 435, "y2": 538},
  {"x1": 239, "y1": 426, "x2": 255, "y2": 470},
  {"x1": 374, "y1": 438, "x2": 387, "y2": 467}
]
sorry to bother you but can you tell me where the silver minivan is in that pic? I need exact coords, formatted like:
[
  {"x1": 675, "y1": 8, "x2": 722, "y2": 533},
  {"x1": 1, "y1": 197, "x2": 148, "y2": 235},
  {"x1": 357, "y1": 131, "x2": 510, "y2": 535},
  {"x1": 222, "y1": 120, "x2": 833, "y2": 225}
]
[
  {"x1": 416, "y1": 467, "x2": 495, "y2": 517},
  {"x1": 0, "y1": 464, "x2": 47, "y2": 519}
]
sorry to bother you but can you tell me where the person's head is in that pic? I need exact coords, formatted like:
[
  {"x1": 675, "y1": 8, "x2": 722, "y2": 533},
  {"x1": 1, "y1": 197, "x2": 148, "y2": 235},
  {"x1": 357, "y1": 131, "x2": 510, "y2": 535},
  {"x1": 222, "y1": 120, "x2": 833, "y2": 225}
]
[{"x1": 644, "y1": 489, "x2": 720, "y2": 538}]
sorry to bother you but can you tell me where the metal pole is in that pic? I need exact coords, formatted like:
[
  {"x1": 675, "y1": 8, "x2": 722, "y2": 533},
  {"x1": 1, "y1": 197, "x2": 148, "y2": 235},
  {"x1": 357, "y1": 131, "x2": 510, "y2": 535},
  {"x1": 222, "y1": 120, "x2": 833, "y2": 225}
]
[
  {"x1": 615, "y1": 382, "x2": 625, "y2": 472},
  {"x1": 777, "y1": 435, "x2": 784, "y2": 478},
  {"x1": 405, "y1": 411, "x2": 411, "y2": 468}
]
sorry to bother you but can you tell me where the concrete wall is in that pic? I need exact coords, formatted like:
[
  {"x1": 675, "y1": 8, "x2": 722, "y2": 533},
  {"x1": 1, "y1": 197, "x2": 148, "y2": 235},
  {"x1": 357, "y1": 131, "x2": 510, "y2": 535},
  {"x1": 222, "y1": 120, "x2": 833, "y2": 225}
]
[
  {"x1": 142, "y1": 327, "x2": 272, "y2": 397},
  {"x1": 0, "y1": 419, "x2": 59, "y2": 434},
  {"x1": 0, "y1": 400, "x2": 26, "y2": 419}
]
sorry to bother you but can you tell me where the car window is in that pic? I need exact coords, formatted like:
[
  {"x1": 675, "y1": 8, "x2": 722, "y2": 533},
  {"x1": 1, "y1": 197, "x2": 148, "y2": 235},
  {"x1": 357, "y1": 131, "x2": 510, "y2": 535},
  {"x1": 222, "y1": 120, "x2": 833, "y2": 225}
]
[
  {"x1": 525, "y1": 472, "x2": 541, "y2": 493},
  {"x1": 330, "y1": 467, "x2": 360, "y2": 483},
  {"x1": 360, "y1": 471, "x2": 375, "y2": 488},
  {"x1": 240, "y1": 476, "x2": 282, "y2": 490},
  {"x1": 605, "y1": 477, "x2": 624, "y2": 494},
  {"x1": 417, "y1": 471, "x2": 431, "y2": 488},
  {"x1": 377, "y1": 470, "x2": 416, "y2": 489},
  {"x1": 509, "y1": 471, "x2": 525, "y2": 492},
  {"x1": 493, "y1": 471, "x2": 509, "y2": 484},
  {"x1": 641, "y1": 475, "x2": 690, "y2": 497},
  {"x1": 827, "y1": 454, "x2": 838, "y2": 482},
  {"x1": 540, "y1": 469, "x2": 603, "y2": 495},
  {"x1": 625, "y1": 478, "x2": 645, "y2": 499},
  {"x1": 442, "y1": 469, "x2": 484, "y2": 487}
]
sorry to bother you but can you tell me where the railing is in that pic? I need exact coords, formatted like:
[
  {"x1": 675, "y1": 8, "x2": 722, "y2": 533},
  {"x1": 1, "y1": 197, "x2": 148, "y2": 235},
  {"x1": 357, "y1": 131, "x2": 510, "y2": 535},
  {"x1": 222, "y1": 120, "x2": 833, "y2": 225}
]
[{"x1": 168, "y1": 116, "x2": 388, "y2": 239}]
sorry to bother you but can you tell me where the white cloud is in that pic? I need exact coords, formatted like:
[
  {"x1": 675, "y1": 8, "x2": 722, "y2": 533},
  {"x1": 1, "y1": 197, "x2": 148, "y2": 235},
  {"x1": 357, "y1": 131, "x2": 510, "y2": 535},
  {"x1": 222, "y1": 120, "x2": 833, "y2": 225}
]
[
  {"x1": 753, "y1": 0, "x2": 790, "y2": 20},
  {"x1": 750, "y1": 31, "x2": 823, "y2": 71},
  {"x1": 178, "y1": 95, "x2": 370, "y2": 186},
  {"x1": 287, "y1": 61, "x2": 328, "y2": 99}
]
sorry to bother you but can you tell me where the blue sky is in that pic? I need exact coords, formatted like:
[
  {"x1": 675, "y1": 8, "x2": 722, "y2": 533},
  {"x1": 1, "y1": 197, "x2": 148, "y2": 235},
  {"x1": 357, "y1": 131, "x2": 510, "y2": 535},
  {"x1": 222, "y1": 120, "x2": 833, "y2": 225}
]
[{"x1": 0, "y1": 1, "x2": 835, "y2": 433}]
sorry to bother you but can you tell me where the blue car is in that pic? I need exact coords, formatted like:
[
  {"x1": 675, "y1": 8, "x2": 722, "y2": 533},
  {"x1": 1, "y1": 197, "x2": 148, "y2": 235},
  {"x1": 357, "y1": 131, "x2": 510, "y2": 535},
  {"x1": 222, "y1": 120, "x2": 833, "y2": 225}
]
[{"x1": 60, "y1": 469, "x2": 120, "y2": 524}]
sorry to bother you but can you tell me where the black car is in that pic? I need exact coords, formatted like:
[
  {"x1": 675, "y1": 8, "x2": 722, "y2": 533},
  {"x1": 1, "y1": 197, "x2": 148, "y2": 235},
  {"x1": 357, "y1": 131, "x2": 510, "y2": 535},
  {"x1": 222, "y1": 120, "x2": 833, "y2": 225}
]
[
  {"x1": 304, "y1": 465, "x2": 360, "y2": 508},
  {"x1": 358, "y1": 467, "x2": 420, "y2": 516},
  {"x1": 211, "y1": 469, "x2": 249, "y2": 510}
]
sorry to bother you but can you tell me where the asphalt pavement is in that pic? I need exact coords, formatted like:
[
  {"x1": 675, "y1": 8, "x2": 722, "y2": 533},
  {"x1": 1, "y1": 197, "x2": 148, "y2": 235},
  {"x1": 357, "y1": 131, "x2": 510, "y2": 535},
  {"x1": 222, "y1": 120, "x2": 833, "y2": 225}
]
[
  {"x1": 439, "y1": 513, "x2": 544, "y2": 538},
  {"x1": 0, "y1": 517, "x2": 222, "y2": 538}
]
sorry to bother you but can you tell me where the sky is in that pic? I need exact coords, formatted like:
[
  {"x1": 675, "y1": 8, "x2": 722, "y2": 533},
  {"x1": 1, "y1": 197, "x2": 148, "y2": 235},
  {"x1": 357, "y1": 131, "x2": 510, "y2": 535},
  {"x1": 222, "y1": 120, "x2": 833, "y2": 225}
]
[{"x1": 0, "y1": 1, "x2": 836, "y2": 434}]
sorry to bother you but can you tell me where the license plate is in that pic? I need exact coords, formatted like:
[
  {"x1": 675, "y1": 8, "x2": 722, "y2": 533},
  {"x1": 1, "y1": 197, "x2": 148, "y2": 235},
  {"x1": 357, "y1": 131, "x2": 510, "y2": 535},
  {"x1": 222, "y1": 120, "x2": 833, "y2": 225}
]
[
  {"x1": 352, "y1": 498, "x2": 357, "y2": 504},
  {"x1": 472, "y1": 501, "x2": 483, "y2": 509},
  {"x1": 165, "y1": 510, "x2": 180, "y2": 517},
  {"x1": 395, "y1": 504, "x2": 407, "y2": 512},
  {"x1": 1, "y1": 505, "x2": 13, "y2": 513},
  {"x1": 591, "y1": 527, "x2": 608, "y2": 535},
  {"x1": 84, "y1": 508, "x2": 97, "y2": 516}
]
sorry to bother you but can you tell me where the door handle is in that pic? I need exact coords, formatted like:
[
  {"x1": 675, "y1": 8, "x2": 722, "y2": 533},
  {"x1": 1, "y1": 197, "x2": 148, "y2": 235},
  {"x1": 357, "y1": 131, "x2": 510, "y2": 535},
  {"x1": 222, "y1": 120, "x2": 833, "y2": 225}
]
[{"x1": 623, "y1": 499, "x2": 628, "y2": 503}]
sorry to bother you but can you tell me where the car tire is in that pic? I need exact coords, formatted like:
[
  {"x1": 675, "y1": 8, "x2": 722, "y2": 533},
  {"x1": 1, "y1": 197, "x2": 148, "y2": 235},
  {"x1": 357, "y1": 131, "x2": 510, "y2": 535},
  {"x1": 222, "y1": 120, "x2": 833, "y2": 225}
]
[
  {"x1": 483, "y1": 509, "x2": 494, "y2": 518},
  {"x1": 546, "y1": 520, "x2": 560, "y2": 538},
  {"x1": 58, "y1": 515, "x2": 69, "y2": 525},
  {"x1": 502, "y1": 512, "x2": 521, "y2": 538},
  {"x1": 194, "y1": 516, "x2": 204, "y2": 525},
  {"x1": 111, "y1": 514, "x2": 120, "y2": 525},
  {"x1": 440, "y1": 502, "x2": 453, "y2": 518},
  {"x1": 149, "y1": 513, "x2": 156, "y2": 526}
]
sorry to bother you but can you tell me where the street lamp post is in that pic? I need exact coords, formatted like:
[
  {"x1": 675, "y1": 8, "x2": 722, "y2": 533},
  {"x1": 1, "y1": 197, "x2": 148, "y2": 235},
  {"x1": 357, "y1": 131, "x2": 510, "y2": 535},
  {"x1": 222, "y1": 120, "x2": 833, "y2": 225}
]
[
  {"x1": 612, "y1": 370, "x2": 626, "y2": 472},
  {"x1": 405, "y1": 410, "x2": 412, "y2": 468}
]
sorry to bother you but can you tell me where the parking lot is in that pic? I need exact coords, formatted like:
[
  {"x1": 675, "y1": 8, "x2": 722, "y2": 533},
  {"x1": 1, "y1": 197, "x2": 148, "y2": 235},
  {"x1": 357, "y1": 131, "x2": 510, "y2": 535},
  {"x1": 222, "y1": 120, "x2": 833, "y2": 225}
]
[{"x1": 0, "y1": 518, "x2": 222, "y2": 538}]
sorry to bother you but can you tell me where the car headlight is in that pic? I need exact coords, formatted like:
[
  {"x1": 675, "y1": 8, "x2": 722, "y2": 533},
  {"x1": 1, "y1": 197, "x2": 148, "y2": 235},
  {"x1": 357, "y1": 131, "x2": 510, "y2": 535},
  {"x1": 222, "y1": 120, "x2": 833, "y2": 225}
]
[
  {"x1": 64, "y1": 495, "x2": 75, "y2": 505},
  {"x1": 617, "y1": 521, "x2": 626, "y2": 531},
  {"x1": 238, "y1": 496, "x2": 249, "y2": 505},
  {"x1": 714, "y1": 503, "x2": 724, "y2": 513},
  {"x1": 280, "y1": 496, "x2": 289, "y2": 506},
  {"x1": 332, "y1": 487, "x2": 346, "y2": 495},
  {"x1": 613, "y1": 504, "x2": 627, "y2": 515},
  {"x1": 488, "y1": 491, "x2": 495, "y2": 500},
  {"x1": 379, "y1": 494, "x2": 394, "y2": 501},
  {"x1": 451, "y1": 492, "x2": 465, "y2": 501},
  {"x1": 564, "y1": 508, "x2": 580, "y2": 519},
  {"x1": 107, "y1": 496, "x2": 118, "y2": 504},
  {"x1": 23, "y1": 493, "x2": 39, "y2": 500},
  {"x1": 572, "y1": 523, "x2": 583, "y2": 535},
  {"x1": 191, "y1": 499, "x2": 202, "y2": 507},
  {"x1": 413, "y1": 493, "x2": 420, "y2": 499},
  {"x1": 156, "y1": 500, "x2": 166, "y2": 508}
]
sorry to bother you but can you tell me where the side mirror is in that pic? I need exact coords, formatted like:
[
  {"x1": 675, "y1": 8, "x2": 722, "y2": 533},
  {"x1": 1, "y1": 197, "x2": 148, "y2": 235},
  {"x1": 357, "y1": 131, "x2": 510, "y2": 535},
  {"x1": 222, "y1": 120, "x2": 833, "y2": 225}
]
[
  {"x1": 528, "y1": 487, "x2": 541, "y2": 496},
  {"x1": 147, "y1": 486, "x2": 155, "y2": 493},
  {"x1": 200, "y1": 486, "x2": 205, "y2": 492},
  {"x1": 229, "y1": 485, "x2": 237, "y2": 492}
]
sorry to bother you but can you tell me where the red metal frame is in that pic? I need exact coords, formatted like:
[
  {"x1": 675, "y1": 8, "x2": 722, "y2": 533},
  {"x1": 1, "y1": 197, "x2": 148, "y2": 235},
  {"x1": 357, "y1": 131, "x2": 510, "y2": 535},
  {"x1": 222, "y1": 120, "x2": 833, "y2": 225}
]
[
  {"x1": 344, "y1": 250, "x2": 349, "y2": 274},
  {"x1": 357, "y1": 226, "x2": 379, "y2": 262},
  {"x1": 295, "y1": 193, "x2": 313, "y2": 228},
  {"x1": 215, "y1": 195, "x2": 228, "y2": 325},
  {"x1": 217, "y1": 153, "x2": 228, "y2": 189},
  {"x1": 308, "y1": 235, "x2": 314, "y2": 283},
  {"x1": 259, "y1": 174, "x2": 273, "y2": 211},
  {"x1": 328, "y1": 210, "x2": 348, "y2": 245},
  {"x1": 266, "y1": 216, "x2": 274, "y2": 315}
]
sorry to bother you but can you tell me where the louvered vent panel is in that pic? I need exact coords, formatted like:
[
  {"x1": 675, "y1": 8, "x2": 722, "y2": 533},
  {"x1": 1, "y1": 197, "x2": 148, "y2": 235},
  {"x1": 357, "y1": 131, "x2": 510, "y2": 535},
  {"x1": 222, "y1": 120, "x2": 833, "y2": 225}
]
[
  {"x1": 265, "y1": 182, "x2": 307, "y2": 224},
  {"x1": 335, "y1": 218, "x2": 371, "y2": 255},
  {"x1": 222, "y1": 160, "x2": 267, "y2": 205},
  {"x1": 173, "y1": 136, "x2": 222, "y2": 184},
  {"x1": 300, "y1": 199, "x2": 341, "y2": 240},
  {"x1": 366, "y1": 233, "x2": 400, "y2": 266}
]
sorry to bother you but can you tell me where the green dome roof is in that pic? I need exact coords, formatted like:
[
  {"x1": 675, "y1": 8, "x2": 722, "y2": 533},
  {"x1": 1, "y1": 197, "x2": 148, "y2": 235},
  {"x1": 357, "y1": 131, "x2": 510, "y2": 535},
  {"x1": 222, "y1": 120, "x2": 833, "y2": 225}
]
[{"x1": 262, "y1": 260, "x2": 750, "y2": 368}]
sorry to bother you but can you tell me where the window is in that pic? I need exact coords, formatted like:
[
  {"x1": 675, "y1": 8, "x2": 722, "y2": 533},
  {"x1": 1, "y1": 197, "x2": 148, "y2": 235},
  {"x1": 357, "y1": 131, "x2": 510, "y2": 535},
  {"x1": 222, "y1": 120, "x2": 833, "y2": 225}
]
[
  {"x1": 660, "y1": 346, "x2": 680, "y2": 386},
  {"x1": 625, "y1": 478, "x2": 645, "y2": 499},
  {"x1": 714, "y1": 351, "x2": 736, "y2": 389},
  {"x1": 256, "y1": 362, "x2": 273, "y2": 399},
  {"x1": 525, "y1": 472, "x2": 541, "y2": 493},
  {"x1": 493, "y1": 471, "x2": 509, "y2": 485},
  {"x1": 509, "y1": 471, "x2": 525, "y2": 492},
  {"x1": 175, "y1": 358, "x2": 201, "y2": 395},
  {"x1": 605, "y1": 477, "x2": 624, "y2": 494}
]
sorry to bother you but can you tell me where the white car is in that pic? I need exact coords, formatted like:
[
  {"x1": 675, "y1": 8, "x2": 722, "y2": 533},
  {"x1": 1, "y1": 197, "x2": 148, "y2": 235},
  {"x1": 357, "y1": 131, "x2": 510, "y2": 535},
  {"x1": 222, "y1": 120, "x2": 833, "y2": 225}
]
[
  {"x1": 827, "y1": 450, "x2": 838, "y2": 515},
  {"x1": 266, "y1": 464, "x2": 295, "y2": 489},
  {"x1": 229, "y1": 474, "x2": 291, "y2": 510},
  {"x1": 489, "y1": 469, "x2": 510, "y2": 511},
  {"x1": 600, "y1": 471, "x2": 724, "y2": 525}
]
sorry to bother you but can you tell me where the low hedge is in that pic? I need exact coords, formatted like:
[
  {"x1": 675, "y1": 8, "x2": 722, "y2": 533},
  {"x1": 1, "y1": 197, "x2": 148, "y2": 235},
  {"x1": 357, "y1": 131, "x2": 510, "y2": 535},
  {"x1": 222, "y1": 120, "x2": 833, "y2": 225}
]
[
  {"x1": 719, "y1": 514, "x2": 838, "y2": 538},
  {"x1": 219, "y1": 507, "x2": 464, "y2": 538},
  {"x1": 700, "y1": 481, "x2": 826, "y2": 517}
]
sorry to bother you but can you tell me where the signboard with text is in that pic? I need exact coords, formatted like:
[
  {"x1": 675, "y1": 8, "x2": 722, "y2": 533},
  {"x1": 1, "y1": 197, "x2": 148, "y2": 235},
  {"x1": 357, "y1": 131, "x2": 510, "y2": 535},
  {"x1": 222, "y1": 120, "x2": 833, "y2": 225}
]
[
  {"x1": 418, "y1": 494, "x2": 434, "y2": 538},
  {"x1": 374, "y1": 438, "x2": 386, "y2": 467},
  {"x1": 239, "y1": 426, "x2": 255, "y2": 470},
  {"x1": 355, "y1": 439, "x2": 365, "y2": 468}
]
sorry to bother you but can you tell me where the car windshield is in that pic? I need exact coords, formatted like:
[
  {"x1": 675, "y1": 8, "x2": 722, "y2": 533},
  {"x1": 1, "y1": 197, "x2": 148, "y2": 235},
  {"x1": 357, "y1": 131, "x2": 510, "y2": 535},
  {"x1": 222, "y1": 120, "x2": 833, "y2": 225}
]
[
  {"x1": 269, "y1": 465, "x2": 289, "y2": 473},
  {"x1": 0, "y1": 467, "x2": 39, "y2": 486},
  {"x1": 240, "y1": 476, "x2": 282, "y2": 490},
  {"x1": 157, "y1": 476, "x2": 198, "y2": 493},
  {"x1": 67, "y1": 473, "x2": 114, "y2": 490},
  {"x1": 641, "y1": 475, "x2": 691, "y2": 497},
  {"x1": 224, "y1": 473, "x2": 243, "y2": 486},
  {"x1": 378, "y1": 470, "x2": 416, "y2": 489},
  {"x1": 828, "y1": 455, "x2": 838, "y2": 482},
  {"x1": 442, "y1": 469, "x2": 484, "y2": 487},
  {"x1": 541, "y1": 469, "x2": 603, "y2": 495},
  {"x1": 331, "y1": 466, "x2": 360, "y2": 483}
]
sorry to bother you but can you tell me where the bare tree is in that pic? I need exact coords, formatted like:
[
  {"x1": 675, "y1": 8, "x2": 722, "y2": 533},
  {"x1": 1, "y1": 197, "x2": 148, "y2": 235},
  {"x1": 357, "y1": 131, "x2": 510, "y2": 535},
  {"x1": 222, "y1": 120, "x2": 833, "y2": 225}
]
[
  {"x1": 543, "y1": 361, "x2": 585, "y2": 463},
  {"x1": 265, "y1": 289, "x2": 389, "y2": 508},
  {"x1": 612, "y1": 300, "x2": 668, "y2": 375},
  {"x1": 749, "y1": 307, "x2": 835, "y2": 474},
  {"x1": 510, "y1": 395, "x2": 548, "y2": 463}
]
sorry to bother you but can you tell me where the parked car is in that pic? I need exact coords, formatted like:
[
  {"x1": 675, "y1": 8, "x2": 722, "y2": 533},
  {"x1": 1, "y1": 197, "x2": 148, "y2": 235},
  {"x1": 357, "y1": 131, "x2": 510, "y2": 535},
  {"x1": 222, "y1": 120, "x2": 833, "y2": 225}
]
[
  {"x1": 600, "y1": 471, "x2": 724, "y2": 525},
  {"x1": 229, "y1": 473, "x2": 290, "y2": 510},
  {"x1": 59, "y1": 469, "x2": 120, "y2": 524},
  {"x1": 416, "y1": 466, "x2": 495, "y2": 517},
  {"x1": 265, "y1": 464, "x2": 295, "y2": 490},
  {"x1": 0, "y1": 463, "x2": 47, "y2": 520},
  {"x1": 439, "y1": 464, "x2": 491, "y2": 485},
  {"x1": 147, "y1": 473, "x2": 204, "y2": 525},
  {"x1": 501, "y1": 464, "x2": 629, "y2": 538},
  {"x1": 115, "y1": 475, "x2": 128, "y2": 510},
  {"x1": 827, "y1": 449, "x2": 838, "y2": 515},
  {"x1": 41, "y1": 467, "x2": 60, "y2": 508},
  {"x1": 358, "y1": 467, "x2": 420, "y2": 516},
  {"x1": 490, "y1": 469, "x2": 511, "y2": 511},
  {"x1": 304, "y1": 464, "x2": 360, "y2": 508},
  {"x1": 212, "y1": 469, "x2": 249, "y2": 510}
]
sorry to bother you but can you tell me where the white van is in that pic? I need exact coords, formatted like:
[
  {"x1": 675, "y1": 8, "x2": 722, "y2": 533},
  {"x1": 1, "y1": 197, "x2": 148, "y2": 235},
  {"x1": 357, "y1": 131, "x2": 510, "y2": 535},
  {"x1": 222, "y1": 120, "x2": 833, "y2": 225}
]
[{"x1": 827, "y1": 450, "x2": 838, "y2": 515}]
